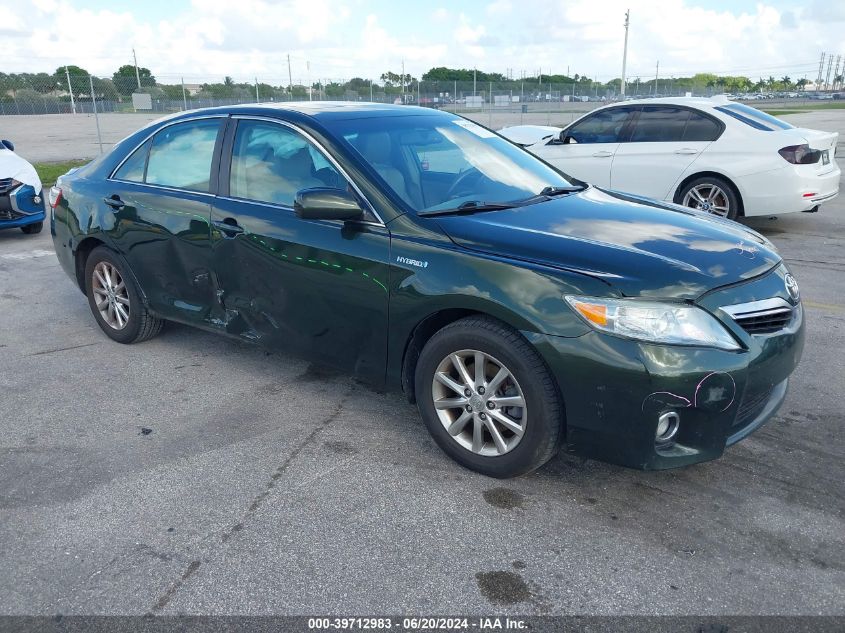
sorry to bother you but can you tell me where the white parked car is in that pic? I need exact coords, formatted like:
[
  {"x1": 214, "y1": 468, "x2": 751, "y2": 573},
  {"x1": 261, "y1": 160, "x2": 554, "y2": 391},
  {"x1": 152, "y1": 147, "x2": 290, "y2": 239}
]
[{"x1": 499, "y1": 97, "x2": 840, "y2": 219}]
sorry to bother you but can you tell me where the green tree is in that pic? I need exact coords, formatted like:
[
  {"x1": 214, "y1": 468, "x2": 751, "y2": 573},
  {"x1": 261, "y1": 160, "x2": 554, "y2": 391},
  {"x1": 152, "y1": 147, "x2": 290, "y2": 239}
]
[
  {"x1": 53, "y1": 65, "x2": 90, "y2": 98},
  {"x1": 112, "y1": 64, "x2": 156, "y2": 95}
]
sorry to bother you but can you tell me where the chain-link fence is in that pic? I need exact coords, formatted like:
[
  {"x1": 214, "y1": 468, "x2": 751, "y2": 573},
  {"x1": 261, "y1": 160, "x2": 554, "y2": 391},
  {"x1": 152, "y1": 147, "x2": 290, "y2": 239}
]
[
  {"x1": 2, "y1": 70, "x2": 839, "y2": 162},
  {"x1": 6, "y1": 71, "x2": 835, "y2": 117}
]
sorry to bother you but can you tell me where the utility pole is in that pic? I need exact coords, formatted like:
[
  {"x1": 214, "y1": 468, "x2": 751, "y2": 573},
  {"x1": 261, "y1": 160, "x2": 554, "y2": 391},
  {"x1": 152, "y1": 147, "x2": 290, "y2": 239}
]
[
  {"x1": 654, "y1": 60, "x2": 659, "y2": 94},
  {"x1": 287, "y1": 54, "x2": 293, "y2": 98},
  {"x1": 132, "y1": 48, "x2": 141, "y2": 89},
  {"x1": 181, "y1": 77, "x2": 187, "y2": 111},
  {"x1": 307, "y1": 61, "x2": 312, "y2": 100},
  {"x1": 620, "y1": 9, "x2": 630, "y2": 98},
  {"x1": 402, "y1": 59, "x2": 405, "y2": 97},
  {"x1": 65, "y1": 66, "x2": 76, "y2": 114},
  {"x1": 255, "y1": 77, "x2": 259, "y2": 103},
  {"x1": 473, "y1": 67, "x2": 477, "y2": 96}
]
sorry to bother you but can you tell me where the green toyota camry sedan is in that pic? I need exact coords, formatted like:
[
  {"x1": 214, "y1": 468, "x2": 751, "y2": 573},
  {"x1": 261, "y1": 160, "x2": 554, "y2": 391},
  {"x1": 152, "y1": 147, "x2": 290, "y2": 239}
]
[{"x1": 49, "y1": 103, "x2": 804, "y2": 478}]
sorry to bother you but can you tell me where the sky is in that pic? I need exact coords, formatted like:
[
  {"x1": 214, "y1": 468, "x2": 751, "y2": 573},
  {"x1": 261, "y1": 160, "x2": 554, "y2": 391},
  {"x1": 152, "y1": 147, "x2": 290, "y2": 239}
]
[{"x1": 1, "y1": 0, "x2": 844, "y2": 85}]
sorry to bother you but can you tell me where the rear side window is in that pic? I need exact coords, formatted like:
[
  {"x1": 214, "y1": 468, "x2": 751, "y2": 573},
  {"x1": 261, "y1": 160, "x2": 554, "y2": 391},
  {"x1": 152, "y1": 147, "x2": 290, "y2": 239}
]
[
  {"x1": 146, "y1": 119, "x2": 221, "y2": 192},
  {"x1": 715, "y1": 104, "x2": 794, "y2": 131},
  {"x1": 630, "y1": 106, "x2": 690, "y2": 142},
  {"x1": 113, "y1": 139, "x2": 151, "y2": 182},
  {"x1": 683, "y1": 111, "x2": 722, "y2": 141},
  {"x1": 567, "y1": 107, "x2": 634, "y2": 143}
]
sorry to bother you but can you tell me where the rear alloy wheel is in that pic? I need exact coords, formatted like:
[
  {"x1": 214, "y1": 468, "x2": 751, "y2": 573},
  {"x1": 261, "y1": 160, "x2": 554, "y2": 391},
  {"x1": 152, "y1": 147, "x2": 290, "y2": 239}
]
[
  {"x1": 678, "y1": 176, "x2": 739, "y2": 220},
  {"x1": 415, "y1": 316, "x2": 563, "y2": 478},
  {"x1": 21, "y1": 221, "x2": 43, "y2": 234},
  {"x1": 84, "y1": 245, "x2": 164, "y2": 344}
]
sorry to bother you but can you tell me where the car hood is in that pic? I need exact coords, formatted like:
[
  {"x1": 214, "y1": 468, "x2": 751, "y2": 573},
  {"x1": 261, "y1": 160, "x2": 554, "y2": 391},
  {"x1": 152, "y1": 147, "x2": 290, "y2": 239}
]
[
  {"x1": 0, "y1": 148, "x2": 41, "y2": 193},
  {"x1": 433, "y1": 187, "x2": 780, "y2": 299}
]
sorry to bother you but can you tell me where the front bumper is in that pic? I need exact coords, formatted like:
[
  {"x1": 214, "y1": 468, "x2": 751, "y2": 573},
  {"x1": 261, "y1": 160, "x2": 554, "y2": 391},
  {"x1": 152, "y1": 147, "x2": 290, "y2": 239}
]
[
  {"x1": 526, "y1": 266, "x2": 805, "y2": 470},
  {"x1": 0, "y1": 185, "x2": 46, "y2": 229}
]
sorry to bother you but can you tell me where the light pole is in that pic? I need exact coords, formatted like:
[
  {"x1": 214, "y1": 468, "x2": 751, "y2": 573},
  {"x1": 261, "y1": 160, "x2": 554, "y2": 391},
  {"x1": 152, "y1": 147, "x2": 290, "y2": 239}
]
[
  {"x1": 132, "y1": 48, "x2": 141, "y2": 89},
  {"x1": 620, "y1": 9, "x2": 629, "y2": 98}
]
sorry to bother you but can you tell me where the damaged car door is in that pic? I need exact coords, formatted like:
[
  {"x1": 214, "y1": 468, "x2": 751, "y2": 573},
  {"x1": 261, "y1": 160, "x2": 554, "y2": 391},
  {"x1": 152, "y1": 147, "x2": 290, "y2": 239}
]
[
  {"x1": 106, "y1": 116, "x2": 224, "y2": 325},
  {"x1": 209, "y1": 117, "x2": 390, "y2": 383}
]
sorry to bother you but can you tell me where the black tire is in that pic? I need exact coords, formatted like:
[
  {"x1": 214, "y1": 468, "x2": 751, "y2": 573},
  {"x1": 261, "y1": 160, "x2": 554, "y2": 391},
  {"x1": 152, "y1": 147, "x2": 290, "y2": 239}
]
[
  {"x1": 84, "y1": 245, "x2": 164, "y2": 344},
  {"x1": 415, "y1": 316, "x2": 563, "y2": 478},
  {"x1": 21, "y1": 221, "x2": 43, "y2": 234},
  {"x1": 676, "y1": 175, "x2": 740, "y2": 220}
]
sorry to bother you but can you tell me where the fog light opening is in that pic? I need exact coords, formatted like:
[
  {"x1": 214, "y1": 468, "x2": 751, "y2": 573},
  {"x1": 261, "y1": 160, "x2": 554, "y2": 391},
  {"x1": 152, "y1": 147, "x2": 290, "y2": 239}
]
[{"x1": 656, "y1": 411, "x2": 680, "y2": 444}]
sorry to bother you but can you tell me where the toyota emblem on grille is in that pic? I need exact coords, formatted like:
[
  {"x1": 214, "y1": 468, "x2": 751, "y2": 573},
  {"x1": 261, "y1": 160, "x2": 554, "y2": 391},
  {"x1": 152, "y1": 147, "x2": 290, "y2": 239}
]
[{"x1": 784, "y1": 273, "x2": 800, "y2": 301}]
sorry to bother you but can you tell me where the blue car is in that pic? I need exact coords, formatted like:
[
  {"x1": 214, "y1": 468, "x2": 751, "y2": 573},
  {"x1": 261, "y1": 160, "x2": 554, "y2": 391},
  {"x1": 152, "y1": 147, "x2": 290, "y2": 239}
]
[{"x1": 0, "y1": 140, "x2": 45, "y2": 235}]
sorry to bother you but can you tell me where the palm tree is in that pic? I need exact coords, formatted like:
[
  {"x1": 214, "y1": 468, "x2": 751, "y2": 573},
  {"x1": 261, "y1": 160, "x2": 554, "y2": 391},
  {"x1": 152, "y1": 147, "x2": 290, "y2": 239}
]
[
  {"x1": 780, "y1": 76, "x2": 792, "y2": 90},
  {"x1": 796, "y1": 78, "x2": 809, "y2": 91},
  {"x1": 835, "y1": 74, "x2": 844, "y2": 91}
]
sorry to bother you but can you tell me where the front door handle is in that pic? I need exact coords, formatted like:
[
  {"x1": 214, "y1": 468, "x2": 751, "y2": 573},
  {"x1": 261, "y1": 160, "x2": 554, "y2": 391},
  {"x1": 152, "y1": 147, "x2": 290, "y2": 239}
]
[
  {"x1": 103, "y1": 195, "x2": 125, "y2": 210},
  {"x1": 674, "y1": 148, "x2": 699, "y2": 155},
  {"x1": 592, "y1": 151, "x2": 614, "y2": 158},
  {"x1": 212, "y1": 218, "x2": 244, "y2": 236}
]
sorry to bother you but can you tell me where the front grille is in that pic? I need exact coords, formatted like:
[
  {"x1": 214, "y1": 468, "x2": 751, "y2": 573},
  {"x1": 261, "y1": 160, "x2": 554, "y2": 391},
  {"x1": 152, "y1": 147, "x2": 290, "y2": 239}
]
[
  {"x1": 722, "y1": 297, "x2": 795, "y2": 335},
  {"x1": 0, "y1": 178, "x2": 15, "y2": 195},
  {"x1": 733, "y1": 384, "x2": 775, "y2": 428},
  {"x1": 733, "y1": 309, "x2": 793, "y2": 334}
]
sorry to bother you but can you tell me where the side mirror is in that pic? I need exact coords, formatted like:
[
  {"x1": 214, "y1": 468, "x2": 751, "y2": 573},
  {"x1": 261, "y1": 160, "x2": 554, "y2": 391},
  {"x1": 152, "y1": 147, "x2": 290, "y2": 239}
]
[
  {"x1": 294, "y1": 187, "x2": 364, "y2": 222},
  {"x1": 1, "y1": 140, "x2": 14, "y2": 152},
  {"x1": 560, "y1": 132, "x2": 576, "y2": 145}
]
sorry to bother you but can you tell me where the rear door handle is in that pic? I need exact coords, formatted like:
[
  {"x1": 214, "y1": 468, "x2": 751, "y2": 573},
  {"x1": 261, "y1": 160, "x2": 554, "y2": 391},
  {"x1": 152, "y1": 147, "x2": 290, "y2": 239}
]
[
  {"x1": 674, "y1": 148, "x2": 699, "y2": 155},
  {"x1": 103, "y1": 195, "x2": 125, "y2": 210},
  {"x1": 592, "y1": 151, "x2": 614, "y2": 158},
  {"x1": 212, "y1": 218, "x2": 244, "y2": 236}
]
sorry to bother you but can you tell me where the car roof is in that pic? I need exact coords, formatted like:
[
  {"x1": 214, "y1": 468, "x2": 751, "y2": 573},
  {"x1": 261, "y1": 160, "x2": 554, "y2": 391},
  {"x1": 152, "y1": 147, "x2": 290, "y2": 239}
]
[
  {"x1": 188, "y1": 101, "x2": 447, "y2": 121},
  {"x1": 601, "y1": 96, "x2": 730, "y2": 110}
]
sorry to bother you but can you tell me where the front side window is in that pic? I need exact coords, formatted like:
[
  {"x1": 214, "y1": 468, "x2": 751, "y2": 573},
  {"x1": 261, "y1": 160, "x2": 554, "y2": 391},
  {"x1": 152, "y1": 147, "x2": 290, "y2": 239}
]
[
  {"x1": 567, "y1": 107, "x2": 634, "y2": 143},
  {"x1": 324, "y1": 114, "x2": 573, "y2": 214},
  {"x1": 229, "y1": 120, "x2": 343, "y2": 207},
  {"x1": 145, "y1": 119, "x2": 220, "y2": 192},
  {"x1": 629, "y1": 106, "x2": 689, "y2": 142}
]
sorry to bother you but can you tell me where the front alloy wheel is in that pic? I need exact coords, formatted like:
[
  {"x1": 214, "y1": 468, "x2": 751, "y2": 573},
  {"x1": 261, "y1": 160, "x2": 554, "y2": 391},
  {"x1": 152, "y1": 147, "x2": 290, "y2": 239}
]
[
  {"x1": 415, "y1": 316, "x2": 563, "y2": 478},
  {"x1": 432, "y1": 349, "x2": 527, "y2": 456}
]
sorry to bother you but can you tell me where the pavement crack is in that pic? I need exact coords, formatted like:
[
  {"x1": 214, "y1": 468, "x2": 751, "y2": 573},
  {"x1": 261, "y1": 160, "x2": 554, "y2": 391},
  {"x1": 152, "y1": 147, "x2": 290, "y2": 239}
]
[
  {"x1": 29, "y1": 341, "x2": 100, "y2": 356},
  {"x1": 145, "y1": 394, "x2": 348, "y2": 613},
  {"x1": 149, "y1": 560, "x2": 201, "y2": 613},
  {"x1": 225, "y1": 396, "x2": 348, "y2": 538}
]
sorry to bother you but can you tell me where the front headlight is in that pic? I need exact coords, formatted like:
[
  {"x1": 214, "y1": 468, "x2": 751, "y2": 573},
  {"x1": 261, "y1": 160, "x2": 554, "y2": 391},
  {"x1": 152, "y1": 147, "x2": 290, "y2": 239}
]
[{"x1": 565, "y1": 295, "x2": 741, "y2": 350}]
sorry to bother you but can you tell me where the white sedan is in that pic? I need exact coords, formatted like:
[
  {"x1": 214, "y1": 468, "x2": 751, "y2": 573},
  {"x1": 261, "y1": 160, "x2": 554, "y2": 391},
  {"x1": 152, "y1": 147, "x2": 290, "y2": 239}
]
[{"x1": 499, "y1": 97, "x2": 840, "y2": 219}]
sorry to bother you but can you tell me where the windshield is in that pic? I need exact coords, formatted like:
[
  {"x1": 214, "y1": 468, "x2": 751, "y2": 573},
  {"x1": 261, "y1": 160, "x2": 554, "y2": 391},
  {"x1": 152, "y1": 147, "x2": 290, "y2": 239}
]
[
  {"x1": 715, "y1": 103, "x2": 794, "y2": 131},
  {"x1": 324, "y1": 114, "x2": 573, "y2": 213}
]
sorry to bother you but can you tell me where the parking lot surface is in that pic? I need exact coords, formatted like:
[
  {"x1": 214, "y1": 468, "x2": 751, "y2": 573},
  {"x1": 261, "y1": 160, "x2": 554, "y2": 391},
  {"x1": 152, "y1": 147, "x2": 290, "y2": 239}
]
[{"x1": 0, "y1": 112, "x2": 843, "y2": 616}]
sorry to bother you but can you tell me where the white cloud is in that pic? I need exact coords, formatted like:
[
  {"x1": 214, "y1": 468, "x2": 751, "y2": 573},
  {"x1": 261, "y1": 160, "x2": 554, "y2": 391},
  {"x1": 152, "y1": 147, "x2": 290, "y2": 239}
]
[{"x1": 2, "y1": 0, "x2": 843, "y2": 85}]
